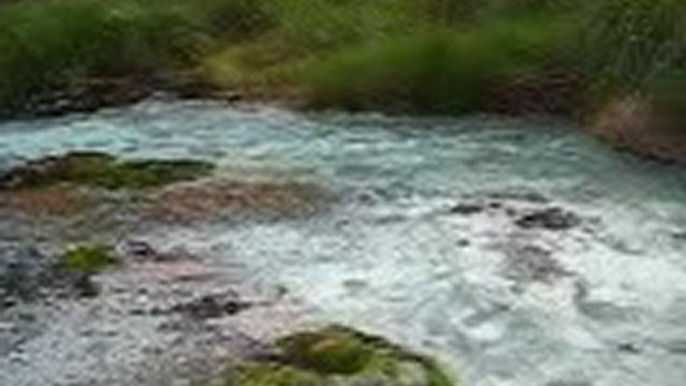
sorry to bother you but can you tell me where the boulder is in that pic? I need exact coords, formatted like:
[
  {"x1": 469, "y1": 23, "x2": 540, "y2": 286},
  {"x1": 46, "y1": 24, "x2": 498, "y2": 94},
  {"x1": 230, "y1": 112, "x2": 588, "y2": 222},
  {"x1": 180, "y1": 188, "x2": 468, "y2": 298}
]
[
  {"x1": 221, "y1": 325, "x2": 456, "y2": 386},
  {"x1": 590, "y1": 94, "x2": 686, "y2": 162},
  {"x1": 515, "y1": 207, "x2": 580, "y2": 231}
]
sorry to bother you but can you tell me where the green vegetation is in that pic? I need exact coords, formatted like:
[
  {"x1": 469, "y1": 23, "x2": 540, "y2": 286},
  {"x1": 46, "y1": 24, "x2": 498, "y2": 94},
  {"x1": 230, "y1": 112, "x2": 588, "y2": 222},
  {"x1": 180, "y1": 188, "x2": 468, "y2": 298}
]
[
  {"x1": 0, "y1": 152, "x2": 213, "y2": 190},
  {"x1": 217, "y1": 325, "x2": 456, "y2": 386},
  {"x1": 0, "y1": 0, "x2": 684, "y2": 119},
  {"x1": 57, "y1": 245, "x2": 119, "y2": 273}
]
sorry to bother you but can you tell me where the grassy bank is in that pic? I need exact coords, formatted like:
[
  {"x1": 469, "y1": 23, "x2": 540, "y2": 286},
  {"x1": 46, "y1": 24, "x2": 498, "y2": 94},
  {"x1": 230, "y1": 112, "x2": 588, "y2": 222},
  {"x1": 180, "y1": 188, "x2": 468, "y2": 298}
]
[{"x1": 0, "y1": 0, "x2": 685, "y2": 119}]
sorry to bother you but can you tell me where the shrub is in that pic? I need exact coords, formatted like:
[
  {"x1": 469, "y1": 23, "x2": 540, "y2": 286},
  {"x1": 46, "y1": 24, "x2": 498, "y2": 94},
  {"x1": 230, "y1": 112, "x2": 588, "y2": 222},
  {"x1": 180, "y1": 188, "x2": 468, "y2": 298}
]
[
  {"x1": 580, "y1": 0, "x2": 686, "y2": 103},
  {"x1": 299, "y1": 15, "x2": 574, "y2": 114},
  {"x1": 0, "y1": 0, "x2": 208, "y2": 108}
]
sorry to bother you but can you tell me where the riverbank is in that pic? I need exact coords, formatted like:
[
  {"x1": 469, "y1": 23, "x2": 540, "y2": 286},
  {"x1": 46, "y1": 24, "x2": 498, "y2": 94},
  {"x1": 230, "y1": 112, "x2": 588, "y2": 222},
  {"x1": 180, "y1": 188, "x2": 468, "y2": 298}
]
[{"x1": 1, "y1": 0, "x2": 684, "y2": 160}]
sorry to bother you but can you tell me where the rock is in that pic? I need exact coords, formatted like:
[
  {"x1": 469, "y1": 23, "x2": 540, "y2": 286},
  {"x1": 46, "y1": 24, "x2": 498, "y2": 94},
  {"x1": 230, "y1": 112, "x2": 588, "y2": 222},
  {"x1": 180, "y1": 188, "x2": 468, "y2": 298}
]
[
  {"x1": 617, "y1": 342, "x2": 642, "y2": 354},
  {"x1": 116, "y1": 239, "x2": 195, "y2": 263},
  {"x1": 63, "y1": 272, "x2": 100, "y2": 298},
  {"x1": 448, "y1": 203, "x2": 484, "y2": 215},
  {"x1": 456, "y1": 239, "x2": 471, "y2": 248},
  {"x1": 514, "y1": 207, "x2": 581, "y2": 231},
  {"x1": 0, "y1": 242, "x2": 53, "y2": 301},
  {"x1": 218, "y1": 325, "x2": 456, "y2": 386},
  {"x1": 144, "y1": 179, "x2": 329, "y2": 222},
  {"x1": 4, "y1": 78, "x2": 153, "y2": 120},
  {"x1": 170, "y1": 292, "x2": 253, "y2": 319},
  {"x1": 590, "y1": 94, "x2": 686, "y2": 163}
]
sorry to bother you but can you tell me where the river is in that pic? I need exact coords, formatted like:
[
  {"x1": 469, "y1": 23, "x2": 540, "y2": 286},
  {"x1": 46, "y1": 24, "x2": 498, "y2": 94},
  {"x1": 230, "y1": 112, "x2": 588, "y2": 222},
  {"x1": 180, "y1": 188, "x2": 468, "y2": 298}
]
[{"x1": 1, "y1": 99, "x2": 686, "y2": 386}]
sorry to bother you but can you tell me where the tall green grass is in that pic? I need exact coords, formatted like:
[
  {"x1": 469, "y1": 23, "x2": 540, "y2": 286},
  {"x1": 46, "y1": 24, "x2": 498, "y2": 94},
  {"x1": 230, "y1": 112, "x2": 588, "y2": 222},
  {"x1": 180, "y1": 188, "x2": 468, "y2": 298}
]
[
  {"x1": 298, "y1": 14, "x2": 576, "y2": 114},
  {"x1": 0, "y1": 0, "x2": 684, "y2": 118},
  {"x1": 0, "y1": 0, "x2": 275, "y2": 109},
  {"x1": 579, "y1": 0, "x2": 686, "y2": 107}
]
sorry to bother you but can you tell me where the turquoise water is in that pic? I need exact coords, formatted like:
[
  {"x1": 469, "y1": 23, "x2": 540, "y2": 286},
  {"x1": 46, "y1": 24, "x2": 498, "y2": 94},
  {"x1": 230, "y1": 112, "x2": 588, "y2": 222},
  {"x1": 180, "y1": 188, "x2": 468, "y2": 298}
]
[{"x1": 2, "y1": 99, "x2": 686, "y2": 386}]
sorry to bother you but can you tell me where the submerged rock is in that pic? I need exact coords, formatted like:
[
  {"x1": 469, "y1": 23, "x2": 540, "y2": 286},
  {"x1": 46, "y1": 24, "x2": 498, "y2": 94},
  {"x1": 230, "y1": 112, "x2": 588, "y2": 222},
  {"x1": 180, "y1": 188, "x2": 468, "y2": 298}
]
[
  {"x1": 144, "y1": 179, "x2": 330, "y2": 222},
  {"x1": 514, "y1": 207, "x2": 580, "y2": 231},
  {"x1": 448, "y1": 203, "x2": 484, "y2": 216},
  {"x1": 219, "y1": 325, "x2": 456, "y2": 386},
  {"x1": 0, "y1": 185, "x2": 98, "y2": 216},
  {"x1": 502, "y1": 244, "x2": 572, "y2": 283},
  {"x1": 169, "y1": 291, "x2": 253, "y2": 319}
]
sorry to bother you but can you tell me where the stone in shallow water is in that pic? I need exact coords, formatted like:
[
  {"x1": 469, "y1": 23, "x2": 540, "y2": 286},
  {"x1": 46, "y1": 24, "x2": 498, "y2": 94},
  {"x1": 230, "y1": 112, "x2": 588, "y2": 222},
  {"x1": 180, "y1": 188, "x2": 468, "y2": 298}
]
[
  {"x1": 502, "y1": 244, "x2": 572, "y2": 283},
  {"x1": 144, "y1": 179, "x2": 330, "y2": 222},
  {"x1": 219, "y1": 325, "x2": 456, "y2": 386},
  {"x1": 169, "y1": 291, "x2": 253, "y2": 319},
  {"x1": 448, "y1": 203, "x2": 484, "y2": 216},
  {"x1": 514, "y1": 207, "x2": 581, "y2": 231}
]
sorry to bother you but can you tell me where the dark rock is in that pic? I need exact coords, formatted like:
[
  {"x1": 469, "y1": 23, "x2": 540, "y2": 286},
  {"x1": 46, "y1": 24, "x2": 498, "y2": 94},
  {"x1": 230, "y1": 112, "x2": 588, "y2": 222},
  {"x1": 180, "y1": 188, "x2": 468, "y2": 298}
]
[
  {"x1": 515, "y1": 207, "x2": 581, "y2": 231},
  {"x1": 456, "y1": 239, "x2": 471, "y2": 248},
  {"x1": 0, "y1": 241, "x2": 103, "y2": 303},
  {"x1": 488, "y1": 201, "x2": 504, "y2": 209},
  {"x1": 61, "y1": 272, "x2": 100, "y2": 298},
  {"x1": 449, "y1": 203, "x2": 484, "y2": 215},
  {"x1": 2, "y1": 78, "x2": 153, "y2": 120},
  {"x1": 0, "y1": 242, "x2": 53, "y2": 300},
  {"x1": 170, "y1": 292, "x2": 252, "y2": 319},
  {"x1": 617, "y1": 342, "x2": 642, "y2": 354}
]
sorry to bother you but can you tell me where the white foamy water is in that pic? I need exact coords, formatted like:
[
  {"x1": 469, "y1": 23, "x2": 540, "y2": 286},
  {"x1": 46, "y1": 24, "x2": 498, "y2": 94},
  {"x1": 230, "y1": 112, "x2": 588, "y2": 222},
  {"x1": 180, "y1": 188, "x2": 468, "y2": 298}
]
[{"x1": 2, "y1": 99, "x2": 686, "y2": 386}]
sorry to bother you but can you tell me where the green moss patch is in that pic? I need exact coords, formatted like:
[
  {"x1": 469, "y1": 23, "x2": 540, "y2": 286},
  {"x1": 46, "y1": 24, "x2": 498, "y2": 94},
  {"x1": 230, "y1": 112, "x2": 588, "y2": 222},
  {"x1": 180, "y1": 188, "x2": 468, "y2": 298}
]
[
  {"x1": 0, "y1": 151, "x2": 213, "y2": 191},
  {"x1": 222, "y1": 325, "x2": 457, "y2": 386},
  {"x1": 56, "y1": 244, "x2": 119, "y2": 273},
  {"x1": 275, "y1": 325, "x2": 376, "y2": 375}
]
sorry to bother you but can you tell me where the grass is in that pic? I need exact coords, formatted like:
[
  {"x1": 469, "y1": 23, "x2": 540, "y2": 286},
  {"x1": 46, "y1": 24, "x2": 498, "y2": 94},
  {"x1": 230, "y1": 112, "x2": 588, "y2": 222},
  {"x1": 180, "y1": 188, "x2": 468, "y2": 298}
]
[
  {"x1": 0, "y1": 0, "x2": 275, "y2": 110},
  {"x1": 57, "y1": 245, "x2": 119, "y2": 273},
  {"x1": 297, "y1": 14, "x2": 576, "y2": 114},
  {"x1": 0, "y1": 0, "x2": 684, "y2": 119},
  {"x1": 0, "y1": 151, "x2": 213, "y2": 191}
]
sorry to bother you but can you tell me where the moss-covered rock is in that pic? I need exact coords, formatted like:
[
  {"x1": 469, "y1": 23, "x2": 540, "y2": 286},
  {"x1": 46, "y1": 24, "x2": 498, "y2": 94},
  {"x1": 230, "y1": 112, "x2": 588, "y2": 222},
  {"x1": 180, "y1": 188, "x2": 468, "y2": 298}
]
[
  {"x1": 0, "y1": 151, "x2": 213, "y2": 191},
  {"x1": 222, "y1": 325, "x2": 457, "y2": 386},
  {"x1": 56, "y1": 245, "x2": 119, "y2": 273}
]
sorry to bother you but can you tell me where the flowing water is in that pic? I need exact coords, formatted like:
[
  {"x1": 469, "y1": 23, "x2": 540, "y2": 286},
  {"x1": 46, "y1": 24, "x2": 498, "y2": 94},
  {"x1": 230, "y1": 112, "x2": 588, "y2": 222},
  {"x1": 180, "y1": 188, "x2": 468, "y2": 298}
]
[{"x1": 2, "y1": 99, "x2": 686, "y2": 386}]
